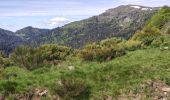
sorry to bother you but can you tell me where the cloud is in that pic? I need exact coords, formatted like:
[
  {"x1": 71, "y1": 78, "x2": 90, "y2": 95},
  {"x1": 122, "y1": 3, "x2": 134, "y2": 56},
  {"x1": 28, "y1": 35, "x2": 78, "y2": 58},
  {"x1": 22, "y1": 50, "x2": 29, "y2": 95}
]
[
  {"x1": 0, "y1": 24, "x2": 16, "y2": 28},
  {"x1": 0, "y1": 24, "x2": 18, "y2": 31},
  {"x1": 47, "y1": 17, "x2": 70, "y2": 26},
  {"x1": 1, "y1": 0, "x2": 169, "y2": 17},
  {"x1": 0, "y1": 7, "x2": 107, "y2": 17},
  {"x1": 0, "y1": 16, "x2": 9, "y2": 19},
  {"x1": 119, "y1": 0, "x2": 170, "y2": 7}
]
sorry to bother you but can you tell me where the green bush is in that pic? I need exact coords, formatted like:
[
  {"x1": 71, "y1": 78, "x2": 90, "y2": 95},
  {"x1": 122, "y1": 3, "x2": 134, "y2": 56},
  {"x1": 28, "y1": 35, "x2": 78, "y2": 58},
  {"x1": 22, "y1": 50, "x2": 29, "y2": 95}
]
[
  {"x1": 0, "y1": 52, "x2": 13, "y2": 68},
  {"x1": 151, "y1": 36, "x2": 166, "y2": 47},
  {"x1": 78, "y1": 38, "x2": 126, "y2": 61},
  {"x1": 10, "y1": 44, "x2": 72, "y2": 70},
  {"x1": 10, "y1": 46, "x2": 32, "y2": 69},
  {"x1": 120, "y1": 40, "x2": 142, "y2": 51},
  {"x1": 77, "y1": 50, "x2": 94, "y2": 61},
  {"x1": 165, "y1": 26, "x2": 170, "y2": 34},
  {"x1": 100, "y1": 38, "x2": 124, "y2": 47},
  {"x1": 131, "y1": 6, "x2": 170, "y2": 48},
  {"x1": 37, "y1": 44, "x2": 72, "y2": 61},
  {"x1": 0, "y1": 81, "x2": 18, "y2": 95},
  {"x1": 52, "y1": 77, "x2": 91, "y2": 100},
  {"x1": 147, "y1": 6, "x2": 170, "y2": 29},
  {"x1": 132, "y1": 27, "x2": 161, "y2": 46}
]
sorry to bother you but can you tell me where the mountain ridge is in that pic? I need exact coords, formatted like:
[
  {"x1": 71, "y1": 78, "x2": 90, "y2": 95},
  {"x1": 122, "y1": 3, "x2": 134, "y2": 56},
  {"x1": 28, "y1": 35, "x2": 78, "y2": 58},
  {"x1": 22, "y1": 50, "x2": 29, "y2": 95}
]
[
  {"x1": 0, "y1": 28, "x2": 24, "y2": 53},
  {"x1": 33, "y1": 5, "x2": 158, "y2": 48},
  {"x1": 15, "y1": 26, "x2": 50, "y2": 40},
  {"x1": 0, "y1": 5, "x2": 161, "y2": 53}
]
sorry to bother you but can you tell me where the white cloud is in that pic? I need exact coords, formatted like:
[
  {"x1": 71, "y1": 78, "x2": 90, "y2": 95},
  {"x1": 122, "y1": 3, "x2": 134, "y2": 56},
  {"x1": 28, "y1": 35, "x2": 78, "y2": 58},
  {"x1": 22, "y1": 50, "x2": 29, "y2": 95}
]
[
  {"x1": 47, "y1": 17, "x2": 70, "y2": 26},
  {"x1": 0, "y1": 0, "x2": 168, "y2": 17},
  {"x1": 0, "y1": 16, "x2": 9, "y2": 19},
  {"x1": 0, "y1": 7, "x2": 107, "y2": 17},
  {"x1": 119, "y1": 0, "x2": 170, "y2": 7},
  {"x1": 0, "y1": 24, "x2": 18, "y2": 31}
]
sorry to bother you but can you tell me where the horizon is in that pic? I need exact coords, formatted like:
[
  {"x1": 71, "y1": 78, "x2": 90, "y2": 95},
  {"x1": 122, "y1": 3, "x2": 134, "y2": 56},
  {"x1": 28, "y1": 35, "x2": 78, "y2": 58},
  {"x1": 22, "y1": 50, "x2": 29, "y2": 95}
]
[{"x1": 0, "y1": 0, "x2": 170, "y2": 32}]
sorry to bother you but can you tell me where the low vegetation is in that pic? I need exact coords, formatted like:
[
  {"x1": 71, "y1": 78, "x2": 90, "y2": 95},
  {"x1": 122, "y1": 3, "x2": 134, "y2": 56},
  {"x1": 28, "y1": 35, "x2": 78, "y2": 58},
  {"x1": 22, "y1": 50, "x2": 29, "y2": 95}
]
[
  {"x1": 0, "y1": 6, "x2": 170, "y2": 100},
  {"x1": 78, "y1": 38, "x2": 126, "y2": 61},
  {"x1": 9, "y1": 44, "x2": 72, "y2": 70}
]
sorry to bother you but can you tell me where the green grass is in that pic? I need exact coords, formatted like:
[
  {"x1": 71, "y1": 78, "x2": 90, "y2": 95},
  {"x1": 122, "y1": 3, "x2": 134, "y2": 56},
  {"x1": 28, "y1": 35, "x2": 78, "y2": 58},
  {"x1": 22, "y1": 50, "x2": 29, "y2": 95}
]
[{"x1": 1, "y1": 48, "x2": 170, "y2": 99}]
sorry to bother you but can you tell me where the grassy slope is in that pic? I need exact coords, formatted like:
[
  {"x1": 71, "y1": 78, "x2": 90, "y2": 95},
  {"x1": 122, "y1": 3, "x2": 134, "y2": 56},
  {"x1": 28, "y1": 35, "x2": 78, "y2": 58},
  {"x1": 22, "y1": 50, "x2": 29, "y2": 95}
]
[{"x1": 1, "y1": 47, "x2": 170, "y2": 99}]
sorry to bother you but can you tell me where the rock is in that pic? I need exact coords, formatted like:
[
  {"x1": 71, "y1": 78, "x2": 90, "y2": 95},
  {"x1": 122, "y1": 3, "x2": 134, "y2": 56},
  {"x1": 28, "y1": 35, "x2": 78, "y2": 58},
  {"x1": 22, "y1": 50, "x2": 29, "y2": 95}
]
[
  {"x1": 164, "y1": 47, "x2": 169, "y2": 50},
  {"x1": 106, "y1": 56, "x2": 112, "y2": 61},
  {"x1": 160, "y1": 47, "x2": 169, "y2": 51},
  {"x1": 162, "y1": 87, "x2": 170, "y2": 92},
  {"x1": 34, "y1": 88, "x2": 48, "y2": 96},
  {"x1": 68, "y1": 66, "x2": 75, "y2": 70},
  {"x1": 164, "y1": 91, "x2": 167, "y2": 95},
  {"x1": 38, "y1": 90, "x2": 48, "y2": 96},
  {"x1": 106, "y1": 96, "x2": 112, "y2": 100},
  {"x1": 57, "y1": 80, "x2": 62, "y2": 85},
  {"x1": 0, "y1": 95, "x2": 5, "y2": 100},
  {"x1": 162, "y1": 98, "x2": 166, "y2": 100}
]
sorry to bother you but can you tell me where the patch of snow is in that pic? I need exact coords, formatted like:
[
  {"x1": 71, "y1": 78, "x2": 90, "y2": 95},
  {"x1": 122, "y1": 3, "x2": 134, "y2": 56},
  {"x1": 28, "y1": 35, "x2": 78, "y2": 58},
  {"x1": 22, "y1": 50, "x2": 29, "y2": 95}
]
[{"x1": 130, "y1": 6, "x2": 141, "y2": 9}]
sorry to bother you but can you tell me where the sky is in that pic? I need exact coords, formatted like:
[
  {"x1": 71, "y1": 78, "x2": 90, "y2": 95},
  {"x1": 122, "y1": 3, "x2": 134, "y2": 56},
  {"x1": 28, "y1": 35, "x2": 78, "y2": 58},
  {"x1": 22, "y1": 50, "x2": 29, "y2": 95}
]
[{"x1": 0, "y1": 0, "x2": 170, "y2": 32}]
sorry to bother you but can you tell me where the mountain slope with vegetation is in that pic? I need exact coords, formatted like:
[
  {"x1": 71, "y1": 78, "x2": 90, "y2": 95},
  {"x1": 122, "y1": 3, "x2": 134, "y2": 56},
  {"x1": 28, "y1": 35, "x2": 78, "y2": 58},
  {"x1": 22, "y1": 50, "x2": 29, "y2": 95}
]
[
  {"x1": 15, "y1": 26, "x2": 49, "y2": 41},
  {"x1": 32, "y1": 5, "x2": 158, "y2": 48},
  {"x1": 0, "y1": 28, "x2": 24, "y2": 54},
  {"x1": 0, "y1": 5, "x2": 159, "y2": 53},
  {"x1": 0, "y1": 6, "x2": 170, "y2": 100}
]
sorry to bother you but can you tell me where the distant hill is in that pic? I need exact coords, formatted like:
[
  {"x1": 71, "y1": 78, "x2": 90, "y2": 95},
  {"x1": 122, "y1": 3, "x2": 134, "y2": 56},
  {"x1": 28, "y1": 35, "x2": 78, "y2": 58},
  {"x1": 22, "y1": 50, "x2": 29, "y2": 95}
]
[
  {"x1": 31, "y1": 5, "x2": 159, "y2": 48},
  {"x1": 0, "y1": 6, "x2": 170, "y2": 100},
  {"x1": 0, "y1": 5, "x2": 160, "y2": 53},
  {"x1": 15, "y1": 26, "x2": 49, "y2": 41},
  {"x1": 0, "y1": 28, "x2": 23, "y2": 53}
]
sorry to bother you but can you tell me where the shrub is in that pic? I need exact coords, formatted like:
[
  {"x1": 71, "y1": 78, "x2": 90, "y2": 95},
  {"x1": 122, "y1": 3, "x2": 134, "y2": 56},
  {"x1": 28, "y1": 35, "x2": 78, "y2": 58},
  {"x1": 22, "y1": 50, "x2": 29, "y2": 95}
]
[
  {"x1": 77, "y1": 50, "x2": 94, "y2": 61},
  {"x1": 151, "y1": 36, "x2": 166, "y2": 47},
  {"x1": 132, "y1": 27, "x2": 161, "y2": 46},
  {"x1": 0, "y1": 81, "x2": 18, "y2": 95},
  {"x1": 147, "y1": 6, "x2": 170, "y2": 29},
  {"x1": 10, "y1": 44, "x2": 72, "y2": 70},
  {"x1": 120, "y1": 40, "x2": 142, "y2": 51},
  {"x1": 10, "y1": 46, "x2": 32, "y2": 69},
  {"x1": 0, "y1": 52, "x2": 13, "y2": 68},
  {"x1": 37, "y1": 44, "x2": 72, "y2": 61},
  {"x1": 100, "y1": 37, "x2": 124, "y2": 47},
  {"x1": 78, "y1": 38, "x2": 126, "y2": 61},
  {"x1": 131, "y1": 6, "x2": 170, "y2": 48},
  {"x1": 165, "y1": 26, "x2": 170, "y2": 34},
  {"x1": 52, "y1": 77, "x2": 91, "y2": 100}
]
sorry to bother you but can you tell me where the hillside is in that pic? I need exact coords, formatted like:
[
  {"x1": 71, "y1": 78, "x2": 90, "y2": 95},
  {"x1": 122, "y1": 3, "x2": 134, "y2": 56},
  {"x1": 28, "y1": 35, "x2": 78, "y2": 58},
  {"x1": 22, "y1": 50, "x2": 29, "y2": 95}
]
[
  {"x1": 15, "y1": 26, "x2": 49, "y2": 41},
  {"x1": 0, "y1": 6, "x2": 170, "y2": 99},
  {"x1": 1, "y1": 48, "x2": 170, "y2": 99},
  {"x1": 0, "y1": 5, "x2": 159, "y2": 54},
  {"x1": 0, "y1": 29, "x2": 24, "y2": 53},
  {"x1": 32, "y1": 5, "x2": 158, "y2": 48}
]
